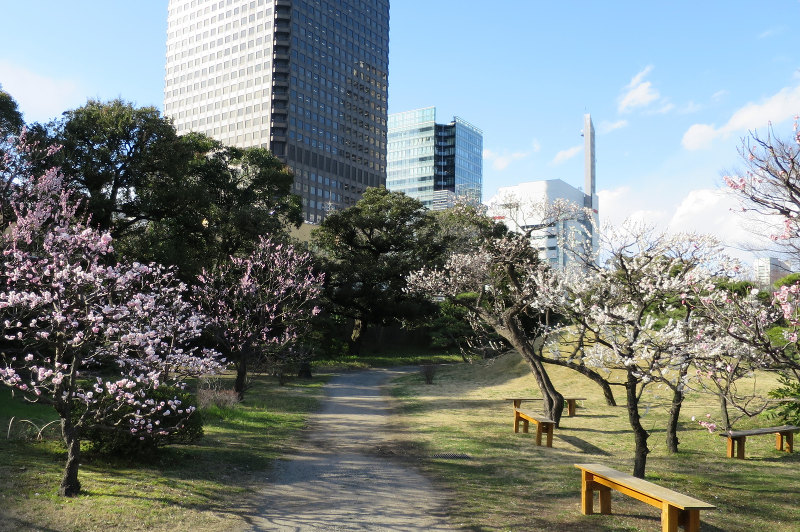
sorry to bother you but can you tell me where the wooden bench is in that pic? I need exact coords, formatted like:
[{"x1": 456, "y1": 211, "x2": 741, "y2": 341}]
[
  {"x1": 575, "y1": 463, "x2": 715, "y2": 532},
  {"x1": 718, "y1": 425, "x2": 800, "y2": 459},
  {"x1": 514, "y1": 408, "x2": 555, "y2": 446},
  {"x1": 505, "y1": 396, "x2": 587, "y2": 417}
]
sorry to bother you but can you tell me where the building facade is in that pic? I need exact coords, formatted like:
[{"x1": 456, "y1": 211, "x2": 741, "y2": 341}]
[
  {"x1": 386, "y1": 107, "x2": 482, "y2": 209},
  {"x1": 487, "y1": 115, "x2": 599, "y2": 268},
  {"x1": 164, "y1": 0, "x2": 390, "y2": 223},
  {"x1": 753, "y1": 257, "x2": 792, "y2": 287}
]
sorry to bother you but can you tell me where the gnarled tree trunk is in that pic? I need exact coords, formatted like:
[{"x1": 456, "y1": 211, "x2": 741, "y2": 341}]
[
  {"x1": 503, "y1": 323, "x2": 565, "y2": 426},
  {"x1": 543, "y1": 358, "x2": 618, "y2": 406},
  {"x1": 234, "y1": 354, "x2": 248, "y2": 400},
  {"x1": 666, "y1": 385, "x2": 684, "y2": 453},
  {"x1": 626, "y1": 370, "x2": 649, "y2": 478},
  {"x1": 348, "y1": 318, "x2": 365, "y2": 356},
  {"x1": 59, "y1": 418, "x2": 82, "y2": 497}
]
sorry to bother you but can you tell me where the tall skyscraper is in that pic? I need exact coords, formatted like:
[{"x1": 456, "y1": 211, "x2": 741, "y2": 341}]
[
  {"x1": 164, "y1": 0, "x2": 390, "y2": 223},
  {"x1": 386, "y1": 107, "x2": 482, "y2": 210}
]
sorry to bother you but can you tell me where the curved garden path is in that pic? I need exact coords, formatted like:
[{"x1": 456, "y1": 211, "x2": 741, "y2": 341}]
[{"x1": 246, "y1": 368, "x2": 456, "y2": 531}]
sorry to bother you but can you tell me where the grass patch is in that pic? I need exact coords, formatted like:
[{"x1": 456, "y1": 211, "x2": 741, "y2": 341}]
[
  {"x1": 0, "y1": 372, "x2": 328, "y2": 531},
  {"x1": 313, "y1": 350, "x2": 463, "y2": 371},
  {"x1": 389, "y1": 352, "x2": 800, "y2": 531}
]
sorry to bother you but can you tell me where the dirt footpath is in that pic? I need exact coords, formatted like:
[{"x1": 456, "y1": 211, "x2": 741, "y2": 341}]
[{"x1": 246, "y1": 368, "x2": 456, "y2": 531}]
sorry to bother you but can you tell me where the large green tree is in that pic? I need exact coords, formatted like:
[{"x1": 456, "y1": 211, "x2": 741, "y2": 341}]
[
  {"x1": 125, "y1": 133, "x2": 302, "y2": 277},
  {"x1": 48, "y1": 99, "x2": 188, "y2": 237},
  {"x1": 0, "y1": 87, "x2": 24, "y2": 137},
  {"x1": 37, "y1": 100, "x2": 301, "y2": 278},
  {"x1": 312, "y1": 187, "x2": 443, "y2": 354}
]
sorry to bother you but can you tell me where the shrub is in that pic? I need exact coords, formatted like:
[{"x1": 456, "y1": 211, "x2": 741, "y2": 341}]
[
  {"x1": 80, "y1": 387, "x2": 204, "y2": 457},
  {"x1": 767, "y1": 374, "x2": 800, "y2": 425}
]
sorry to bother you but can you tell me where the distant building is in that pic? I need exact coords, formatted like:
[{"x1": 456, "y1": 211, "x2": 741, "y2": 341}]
[
  {"x1": 487, "y1": 115, "x2": 599, "y2": 268},
  {"x1": 387, "y1": 107, "x2": 482, "y2": 210},
  {"x1": 753, "y1": 257, "x2": 792, "y2": 286},
  {"x1": 163, "y1": 0, "x2": 390, "y2": 223}
]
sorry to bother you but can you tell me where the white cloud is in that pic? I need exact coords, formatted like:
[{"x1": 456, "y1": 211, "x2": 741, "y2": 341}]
[
  {"x1": 712, "y1": 90, "x2": 728, "y2": 102},
  {"x1": 531, "y1": 138, "x2": 541, "y2": 153},
  {"x1": 598, "y1": 186, "x2": 669, "y2": 230},
  {"x1": 758, "y1": 27, "x2": 782, "y2": 39},
  {"x1": 679, "y1": 101, "x2": 703, "y2": 114},
  {"x1": 551, "y1": 145, "x2": 582, "y2": 165},
  {"x1": 0, "y1": 60, "x2": 84, "y2": 123},
  {"x1": 682, "y1": 84, "x2": 800, "y2": 150},
  {"x1": 483, "y1": 148, "x2": 529, "y2": 171},
  {"x1": 598, "y1": 119, "x2": 628, "y2": 133},
  {"x1": 618, "y1": 65, "x2": 660, "y2": 113},
  {"x1": 599, "y1": 185, "x2": 775, "y2": 265}
]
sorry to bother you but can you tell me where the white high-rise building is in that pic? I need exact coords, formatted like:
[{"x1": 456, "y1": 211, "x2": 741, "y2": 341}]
[
  {"x1": 164, "y1": 0, "x2": 390, "y2": 223},
  {"x1": 753, "y1": 257, "x2": 792, "y2": 286},
  {"x1": 487, "y1": 115, "x2": 599, "y2": 268}
]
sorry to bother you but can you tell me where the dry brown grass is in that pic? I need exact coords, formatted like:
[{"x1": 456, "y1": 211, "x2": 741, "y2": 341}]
[{"x1": 389, "y1": 352, "x2": 799, "y2": 531}]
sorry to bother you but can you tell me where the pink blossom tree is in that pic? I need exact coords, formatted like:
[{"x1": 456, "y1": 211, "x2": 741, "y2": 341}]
[
  {"x1": 194, "y1": 237, "x2": 324, "y2": 398},
  {"x1": 0, "y1": 134, "x2": 223, "y2": 496},
  {"x1": 688, "y1": 278, "x2": 800, "y2": 427},
  {"x1": 723, "y1": 115, "x2": 800, "y2": 252},
  {"x1": 712, "y1": 117, "x2": 800, "y2": 422}
]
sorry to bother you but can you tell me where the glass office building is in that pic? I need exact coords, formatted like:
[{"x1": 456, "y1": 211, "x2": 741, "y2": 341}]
[
  {"x1": 164, "y1": 0, "x2": 390, "y2": 223},
  {"x1": 387, "y1": 107, "x2": 482, "y2": 209}
]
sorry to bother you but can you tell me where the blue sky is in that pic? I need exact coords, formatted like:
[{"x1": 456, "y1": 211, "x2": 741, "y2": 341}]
[{"x1": 2, "y1": 1, "x2": 800, "y2": 264}]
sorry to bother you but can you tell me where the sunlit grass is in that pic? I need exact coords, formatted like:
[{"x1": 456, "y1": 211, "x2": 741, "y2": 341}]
[
  {"x1": 0, "y1": 372, "x2": 328, "y2": 531},
  {"x1": 389, "y1": 352, "x2": 800, "y2": 531}
]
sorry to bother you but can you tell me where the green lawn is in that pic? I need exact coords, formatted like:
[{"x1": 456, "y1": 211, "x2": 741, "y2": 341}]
[
  {"x1": 2, "y1": 352, "x2": 797, "y2": 531},
  {"x1": 0, "y1": 373, "x2": 328, "y2": 531},
  {"x1": 387, "y1": 353, "x2": 800, "y2": 531}
]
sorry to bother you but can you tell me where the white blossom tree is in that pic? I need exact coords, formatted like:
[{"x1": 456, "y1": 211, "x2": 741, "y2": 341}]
[
  {"x1": 545, "y1": 225, "x2": 733, "y2": 477},
  {"x1": 0, "y1": 134, "x2": 223, "y2": 496}
]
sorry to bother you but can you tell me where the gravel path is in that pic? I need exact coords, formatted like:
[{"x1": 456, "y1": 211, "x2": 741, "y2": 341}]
[{"x1": 246, "y1": 368, "x2": 456, "y2": 531}]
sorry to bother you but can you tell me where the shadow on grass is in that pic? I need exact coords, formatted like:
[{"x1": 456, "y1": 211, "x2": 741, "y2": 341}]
[{"x1": 556, "y1": 434, "x2": 612, "y2": 456}]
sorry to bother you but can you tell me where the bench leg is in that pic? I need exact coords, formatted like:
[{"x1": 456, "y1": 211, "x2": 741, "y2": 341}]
[
  {"x1": 776, "y1": 431, "x2": 794, "y2": 453},
  {"x1": 679, "y1": 509, "x2": 701, "y2": 532},
  {"x1": 580, "y1": 471, "x2": 594, "y2": 515},
  {"x1": 545, "y1": 424, "x2": 553, "y2": 447},
  {"x1": 661, "y1": 504, "x2": 679, "y2": 532},
  {"x1": 514, "y1": 411, "x2": 520, "y2": 433},
  {"x1": 566, "y1": 398, "x2": 576, "y2": 417},
  {"x1": 598, "y1": 486, "x2": 611, "y2": 514},
  {"x1": 535, "y1": 422, "x2": 543, "y2": 446},
  {"x1": 727, "y1": 436, "x2": 746, "y2": 459},
  {"x1": 580, "y1": 472, "x2": 611, "y2": 516},
  {"x1": 736, "y1": 436, "x2": 746, "y2": 459}
]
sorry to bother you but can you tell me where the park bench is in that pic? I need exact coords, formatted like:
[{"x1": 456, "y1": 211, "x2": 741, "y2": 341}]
[
  {"x1": 718, "y1": 425, "x2": 799, "y2": 459},
  {"x1": 513, "y1": 408, "x2": 555, "y2": 446},
  {"x1": 504, "y1": 396, "x2": 587, "y2": 417},
  {"x1": 574, "y1": 463, "x2": 715, "y2": 532}
]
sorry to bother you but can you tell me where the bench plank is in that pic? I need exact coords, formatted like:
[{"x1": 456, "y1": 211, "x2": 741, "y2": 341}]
[
  {"x1": 575, "y1": 464, "x2": 715, "y2": 532},
  {"x1": 575, "y1": 464, "x2": 715, "y2": 510},
  {"x1": 721, "y1": 425, "x2": 799, "y2": 438}
]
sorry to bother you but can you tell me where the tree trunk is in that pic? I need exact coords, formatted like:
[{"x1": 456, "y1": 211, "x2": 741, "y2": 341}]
[
  {"x1": 348, "y1": 318, "x2": 365, "y2": 356},
  {"x1": 666, "y1": 386, "x2": 683, "y2": 453},
  {"x1": 625, "y1": 371, "x2": 649, "y2": 478},
  {"x1": 59, "y1": 419, "x2": 82, "y2": 497},
  {"x1": 505, "y1": 326, "x2": 564, "y2": 426},
  {"x1": 719, "y1": 394, "x2": 731, "y2": 432},
  {"x1": 234, "y1": 355, "x2": 247, "y2": 400},
  {"x1": 543, "y1": 358, "x2": 617, "y2": 406}
]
